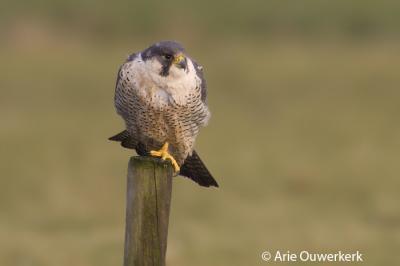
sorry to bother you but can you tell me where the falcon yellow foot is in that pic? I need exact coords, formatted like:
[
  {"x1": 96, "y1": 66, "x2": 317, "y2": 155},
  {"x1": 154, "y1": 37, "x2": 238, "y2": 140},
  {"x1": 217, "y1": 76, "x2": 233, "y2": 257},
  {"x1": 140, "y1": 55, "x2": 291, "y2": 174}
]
[{"x1": 150, "y1": 142, "x2": 180, "y2": 172}]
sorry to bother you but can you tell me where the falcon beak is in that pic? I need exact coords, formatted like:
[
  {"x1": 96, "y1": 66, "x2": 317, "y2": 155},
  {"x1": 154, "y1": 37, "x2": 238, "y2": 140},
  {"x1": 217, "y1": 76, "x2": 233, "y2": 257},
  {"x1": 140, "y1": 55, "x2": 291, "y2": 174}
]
[{"x1": 173, "y1": 54, "x2": 187, "y2": 69}]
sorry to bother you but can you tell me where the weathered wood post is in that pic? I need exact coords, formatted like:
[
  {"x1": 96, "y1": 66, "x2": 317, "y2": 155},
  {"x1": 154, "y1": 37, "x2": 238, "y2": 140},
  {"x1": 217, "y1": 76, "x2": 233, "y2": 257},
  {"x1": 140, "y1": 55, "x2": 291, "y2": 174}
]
[{"x1": 123, "y1": 156, "x2": 173, "y2": 266}]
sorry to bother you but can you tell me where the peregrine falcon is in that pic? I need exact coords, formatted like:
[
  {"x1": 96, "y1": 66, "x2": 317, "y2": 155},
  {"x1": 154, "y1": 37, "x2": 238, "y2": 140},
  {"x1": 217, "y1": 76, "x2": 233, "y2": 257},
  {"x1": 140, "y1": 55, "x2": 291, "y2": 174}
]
[{"x1": 109, "y1": 41, "x2": 218, "y2": 187}]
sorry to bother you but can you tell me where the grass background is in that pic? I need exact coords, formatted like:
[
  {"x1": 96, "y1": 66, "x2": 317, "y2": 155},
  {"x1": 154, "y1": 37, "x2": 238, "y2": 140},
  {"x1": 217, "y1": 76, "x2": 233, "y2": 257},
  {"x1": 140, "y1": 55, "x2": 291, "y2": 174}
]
[{"x1": 1, "y1": 0, "x2": 399, "y2": 265}]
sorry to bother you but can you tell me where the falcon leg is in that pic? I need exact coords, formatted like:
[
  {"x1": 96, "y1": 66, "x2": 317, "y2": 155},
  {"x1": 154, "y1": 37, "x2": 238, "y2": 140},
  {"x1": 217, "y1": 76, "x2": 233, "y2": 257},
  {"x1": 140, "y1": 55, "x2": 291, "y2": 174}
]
[{"x1": 150, "y1": 142, "x2": 180, "y2": 172}]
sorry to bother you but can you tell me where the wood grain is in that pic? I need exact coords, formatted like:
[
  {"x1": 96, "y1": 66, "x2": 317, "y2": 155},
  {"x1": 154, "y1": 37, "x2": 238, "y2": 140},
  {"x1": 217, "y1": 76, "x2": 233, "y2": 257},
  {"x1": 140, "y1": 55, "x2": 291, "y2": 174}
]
[{"x1": 123, "y1": 156, "x2": 173, "y2": 266}]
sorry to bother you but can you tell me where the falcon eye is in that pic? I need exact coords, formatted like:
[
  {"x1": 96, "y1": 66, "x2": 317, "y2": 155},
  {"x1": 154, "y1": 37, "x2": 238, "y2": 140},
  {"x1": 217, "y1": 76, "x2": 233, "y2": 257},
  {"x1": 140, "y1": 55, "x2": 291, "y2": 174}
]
[{"x1": 163, "y1": 54, "x2": 173, "y2": 60}]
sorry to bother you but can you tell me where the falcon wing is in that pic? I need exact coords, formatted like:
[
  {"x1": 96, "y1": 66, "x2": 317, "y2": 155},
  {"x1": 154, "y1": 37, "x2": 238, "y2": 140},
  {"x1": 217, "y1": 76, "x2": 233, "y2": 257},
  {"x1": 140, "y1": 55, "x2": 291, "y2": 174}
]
[
  {"x1": 111, "y1": 53, "x2": 140, "y2": 150},
  {"x1": 191, "y1": 59, "x2": 207, "y2": 103}
]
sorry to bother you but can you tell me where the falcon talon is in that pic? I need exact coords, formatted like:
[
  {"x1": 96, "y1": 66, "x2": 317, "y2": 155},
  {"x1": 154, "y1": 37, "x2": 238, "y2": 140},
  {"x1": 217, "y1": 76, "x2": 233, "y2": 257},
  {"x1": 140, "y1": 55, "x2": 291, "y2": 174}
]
[{"x1": 150, "y1": 142, "x2": 181, "y2": 172}]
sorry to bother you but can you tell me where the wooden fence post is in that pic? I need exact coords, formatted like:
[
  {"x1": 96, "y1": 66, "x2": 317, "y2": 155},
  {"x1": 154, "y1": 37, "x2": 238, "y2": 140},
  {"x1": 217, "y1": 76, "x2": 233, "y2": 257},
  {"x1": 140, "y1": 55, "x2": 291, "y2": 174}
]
[{"x1": 123, "y1": 156, "x2": 173, "y2": 266}]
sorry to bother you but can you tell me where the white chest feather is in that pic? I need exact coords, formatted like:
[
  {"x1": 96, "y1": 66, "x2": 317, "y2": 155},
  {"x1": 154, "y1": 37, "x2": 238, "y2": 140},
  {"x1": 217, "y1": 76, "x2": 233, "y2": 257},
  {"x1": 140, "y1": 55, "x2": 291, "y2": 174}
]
[{"x1": 124, "y1": 54, "x2": 200, "y2": 108}]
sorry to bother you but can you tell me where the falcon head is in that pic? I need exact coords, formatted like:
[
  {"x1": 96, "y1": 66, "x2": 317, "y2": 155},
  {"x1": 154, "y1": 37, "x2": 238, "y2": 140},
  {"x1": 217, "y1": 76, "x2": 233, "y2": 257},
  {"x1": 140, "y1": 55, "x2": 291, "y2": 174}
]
[{"x1": 141, "y1": 41, "x2": 188, "y2": 77}]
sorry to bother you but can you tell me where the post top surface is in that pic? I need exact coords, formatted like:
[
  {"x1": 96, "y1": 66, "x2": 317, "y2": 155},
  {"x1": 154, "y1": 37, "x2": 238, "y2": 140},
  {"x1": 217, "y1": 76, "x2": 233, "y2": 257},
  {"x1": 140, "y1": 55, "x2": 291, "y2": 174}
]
[{"x1": 129, "y1": 156, "x2": 173, "y2": 170}]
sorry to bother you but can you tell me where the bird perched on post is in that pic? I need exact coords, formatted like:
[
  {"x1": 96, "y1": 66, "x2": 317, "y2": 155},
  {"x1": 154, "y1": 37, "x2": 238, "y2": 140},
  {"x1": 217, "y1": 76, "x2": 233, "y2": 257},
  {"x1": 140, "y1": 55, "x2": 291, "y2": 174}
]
[{"x1": 109, "y1": 41, "x2": 218, "y2": 187}]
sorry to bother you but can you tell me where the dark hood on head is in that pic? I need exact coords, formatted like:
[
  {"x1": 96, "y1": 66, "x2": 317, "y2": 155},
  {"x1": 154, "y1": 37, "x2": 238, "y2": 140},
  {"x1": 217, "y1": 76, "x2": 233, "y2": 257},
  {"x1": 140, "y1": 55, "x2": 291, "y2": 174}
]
[{"x1": 141, "y1": 41, "x2": 185, "y2": 61}]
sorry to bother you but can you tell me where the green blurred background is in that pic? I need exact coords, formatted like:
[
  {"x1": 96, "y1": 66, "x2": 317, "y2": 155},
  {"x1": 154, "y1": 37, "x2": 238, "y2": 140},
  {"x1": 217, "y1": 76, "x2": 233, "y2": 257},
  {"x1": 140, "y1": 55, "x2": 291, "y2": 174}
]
[{"x1": 1, "y1": 0, "x2": 399, "y2": 265}]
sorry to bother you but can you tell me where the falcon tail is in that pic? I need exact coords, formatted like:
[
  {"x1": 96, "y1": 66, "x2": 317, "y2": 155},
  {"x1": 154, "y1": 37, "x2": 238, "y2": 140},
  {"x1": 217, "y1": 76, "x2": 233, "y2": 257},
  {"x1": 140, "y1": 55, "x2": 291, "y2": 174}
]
[
  {"x1": 109, "y1": 130, "x2": 137, "y2": 149},
  {"x1": 109, "y1": 130, "x2": 219, "y2": 188},
  {"x1": 180, "y1": 150, "x2": 219, "y2": 188}
]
